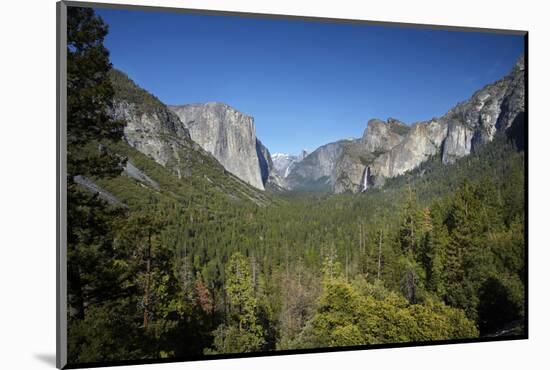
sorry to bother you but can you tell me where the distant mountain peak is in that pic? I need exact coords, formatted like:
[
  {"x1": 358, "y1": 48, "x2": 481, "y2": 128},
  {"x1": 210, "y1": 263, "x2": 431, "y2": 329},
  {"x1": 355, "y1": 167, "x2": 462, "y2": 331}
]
[
  {"x1": 272, "y1": 152, "x2": 291, "y2": 158},
  {"x1": 271, "y1": 151, "x2": 308, "y2": 179}
]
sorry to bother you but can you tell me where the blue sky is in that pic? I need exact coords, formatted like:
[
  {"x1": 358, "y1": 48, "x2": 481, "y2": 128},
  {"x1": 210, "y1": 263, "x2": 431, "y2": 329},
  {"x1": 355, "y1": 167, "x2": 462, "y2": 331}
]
[{"x1": 96, "y1": 7, "x2": 524, "y2": 155}]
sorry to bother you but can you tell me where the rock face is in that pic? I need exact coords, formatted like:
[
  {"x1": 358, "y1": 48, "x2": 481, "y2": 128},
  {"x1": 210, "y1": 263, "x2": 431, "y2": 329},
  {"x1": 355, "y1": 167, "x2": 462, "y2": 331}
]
[
  {"x1": 108, "y1": 69, "x2": 271, "y2": 205},
  {"x1": 110, "y1": 99, "x2": 192, "y2": 167},
  {"x1": 123, "y1": 161, "x2": 160, "y2": 190},
  {"x1": 286, "y1": 56, "x2": 525, "y2": 193},
  {"x1": 368, "y1": 56, "x2": 525, "y2": 186},
  {"x1": 74, "y1": 175, "x2": 125, "y2": 207},
  {"x1": 331, "y1": 118, "x2": 410, "y2": 192},
  {"x1": 285, "y1": 118, "x2": 409, "y2": 193},
  {"x1": 497, "y1": 57, "x2": 525, "y2": 131},
  {"x1": 109, "y1": 55, "x2": 524, "y2": 195},
  {"x1": 256, "y1": 139, "x2": 272, "y2": 185},
  {"x1": 255, "y1": 139, "x2": 288, "y2": 189},
  {"x1": 362, "y1": 118, "x2": 410, "y2": 153},
  {"x1": 286, "y1": 140, "x2": 348, "y2": 191},
  {"x1": 271, "y1": 153, "x2": 295, "y2": 178},
  {"x1": 109, "y1": 69, "x2": 204, "y2": 182},
  {"x1": 370, "y1": 118, "x2": 449, "y2": 184},
  {"x1": 169, "y1": 103, "x2": 265, "y2": 190},
  {"x1": 109, "y1": 70, "x2": 193, "y2": 169},
  {"x1": 110, "y1": 69, "x2": 275, "y2": 193},
  {"x1": 331, "y1": 140, "x2": 369, "y2": 194},
  {"x1": 441, "y1": 122, "x2": 474, "y2": 165}
]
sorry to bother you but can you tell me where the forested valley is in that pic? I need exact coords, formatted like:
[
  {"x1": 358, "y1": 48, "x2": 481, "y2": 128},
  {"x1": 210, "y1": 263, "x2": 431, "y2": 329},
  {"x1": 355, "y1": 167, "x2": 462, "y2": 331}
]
[{"x1": 65, "y1": 7, "x2": 526, "y2": 365}]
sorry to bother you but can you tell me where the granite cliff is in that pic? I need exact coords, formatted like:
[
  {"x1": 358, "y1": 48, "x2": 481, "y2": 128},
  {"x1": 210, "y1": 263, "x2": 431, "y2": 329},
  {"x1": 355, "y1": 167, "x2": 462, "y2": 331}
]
[
  {"x1": 369, "y1": 56, "x2": 525, "y2": 187},
  {"x1": 107, "y1": 69, "x2": 270, "y2": 205},
  {"x1": 285, "y1": 141, "x2": 348, "y2": 191},
  {"x1": 107, "y1": 54, "x2": 524, "y2": 196},
  {"x1": 169, "y1": 103, "x2": 266, "y2": 190},
  {"x1": 285, "y1": 56, "x2": 525, "y2": 193}
]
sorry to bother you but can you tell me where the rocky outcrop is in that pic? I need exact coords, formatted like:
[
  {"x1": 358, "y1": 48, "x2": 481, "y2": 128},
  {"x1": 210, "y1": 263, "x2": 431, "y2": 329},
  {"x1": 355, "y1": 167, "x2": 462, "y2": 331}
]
[
  {"x1": 108, "y1": 54, "x2": 524, "y2": 195},
  {"x1": 110, "y1": 99, "x2": 192, "y2": 168},
  {"x1": 369, "y1": 56, "x2": 525, "y2": 186},
  {"x1": 255, "y1": 139, "x2": 289, "y2": 189},
  {"x1": 256, "y1": 139, "x2": 272, "y2": 185},
  {"x1": 300, "y1": 118, "x2": 408, "y2": 193},
  {"x1": 169, "y1": 103, "x2": 265, "y2": 190},
  {"x1": 362, "y1": 118, "x2": 409, "y2": 153},
  {"x1": 287, "y1": 118, "x2": 409, "y2": 193},
  {"x1": 332, "y1": 140, "x2": 370, "y2": 193},
  {"x1": 442, "y1": 55, "x2": 524, "y2": 162},
  {"x1": 74, "y1": 175, "x2": 125, "y2": 207},
  {"x1": 123, "y1": 161, "x2": 160, "y2": 190},
  {"x1": 108, "y1": 69, "x2": 271, "y2": 206},
  {"x1": 496, "y1": 56, "x2": 525, "y2": 132},
  {"x1": 441, "y1": 122, "x2": 474, "y2": 165},
  {"x1": 370, "y1": 118, "x2": 449, "y2": 185},
  {"x1": 288, "y1": 56, "x2": 524, "y2": 193},
  {"x1": 271, "y1": 153, "x2": 294, "y2": 178},
  {"x1": 109, "y1": 69, "x2": 201, "y2": 180},
  {"x1": 331, "y1": 118, "x2": 409, "y2": 193}
]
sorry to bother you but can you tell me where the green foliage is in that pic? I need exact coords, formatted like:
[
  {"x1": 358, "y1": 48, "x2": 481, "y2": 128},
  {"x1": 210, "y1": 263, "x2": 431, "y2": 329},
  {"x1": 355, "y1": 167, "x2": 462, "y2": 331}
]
[
  {"x1": 290, "y1": 278, "x2": 478, "y2": 349},
  {"x1": 66, "y1": 8, "x2": 128, "y2": 363},
  {"x1": 477, "y1": 275, "x2": 524, "y2": 334},
  {"x1": 68, "y1": 299, "x2": 152, "y2": 363},
  {"x1": 208, "y1": 325, "x2": 264, "y2": 355},
  {"x1": 422, "y1": 204, "x2": 447, "y2": 297},
  {"x1": 225, "y1": 253, "x2": 261, "y2": 333},
  {"x1": 109, "y1": 69, "x2": 168, "y2": 115},
  {"x1": 387, "y1": 120, "x2": 411, "y2": 136},
  {"x1": 208, "y1": 252, "x2": 265, "y2": 354},
  {"x1": 66, "y1": 7, "x2": 124, "y2": 177},
  {"x1": 68, "y1": 122, "x2": 525, "y2": 361}
]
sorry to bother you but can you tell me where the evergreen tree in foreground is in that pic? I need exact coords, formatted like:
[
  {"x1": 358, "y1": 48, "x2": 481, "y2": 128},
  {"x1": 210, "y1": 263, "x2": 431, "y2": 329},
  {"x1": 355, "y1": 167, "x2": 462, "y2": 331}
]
[
  {"x1": 66, "y1": 7, "x2": 131, "y2": 362},
  {"x1": 209, "y1": 252, "x2": 265, "y2": 354}
]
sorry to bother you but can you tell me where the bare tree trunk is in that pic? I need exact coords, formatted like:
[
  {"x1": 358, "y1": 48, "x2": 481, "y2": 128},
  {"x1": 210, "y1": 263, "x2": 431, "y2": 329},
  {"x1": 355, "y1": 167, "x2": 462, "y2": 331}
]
[{"x1": 377, "y1": 230, "x2": 383, "y2": 280}]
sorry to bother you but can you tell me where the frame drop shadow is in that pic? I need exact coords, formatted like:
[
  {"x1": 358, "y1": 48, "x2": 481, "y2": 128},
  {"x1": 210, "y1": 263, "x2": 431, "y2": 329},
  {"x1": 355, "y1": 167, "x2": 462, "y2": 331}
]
[{"x1": 34, "y1": 353, "x2": 56, "y2": 367}]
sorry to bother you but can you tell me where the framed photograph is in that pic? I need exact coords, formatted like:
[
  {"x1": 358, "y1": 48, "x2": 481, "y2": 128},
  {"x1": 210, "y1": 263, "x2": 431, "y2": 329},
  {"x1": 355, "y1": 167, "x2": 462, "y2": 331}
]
[{"x1": 57, "y1": 1, "x2": 527, "y2": 368}]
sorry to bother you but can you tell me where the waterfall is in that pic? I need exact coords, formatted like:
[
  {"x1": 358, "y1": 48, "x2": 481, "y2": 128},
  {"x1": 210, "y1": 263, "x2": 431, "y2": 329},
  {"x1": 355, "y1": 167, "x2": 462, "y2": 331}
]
[
  {"x1": 361, "y1": 166, "x2": 369, "y2": 192},
  {"x1": 284, "y1": 165, "x2": 291, "y2": 178}
]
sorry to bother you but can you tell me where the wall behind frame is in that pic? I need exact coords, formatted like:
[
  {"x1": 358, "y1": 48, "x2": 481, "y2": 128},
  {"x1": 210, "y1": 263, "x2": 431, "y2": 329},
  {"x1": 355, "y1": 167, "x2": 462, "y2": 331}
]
[{"x1": 2, "y1": 0, "x2": 549, "y2": 369}]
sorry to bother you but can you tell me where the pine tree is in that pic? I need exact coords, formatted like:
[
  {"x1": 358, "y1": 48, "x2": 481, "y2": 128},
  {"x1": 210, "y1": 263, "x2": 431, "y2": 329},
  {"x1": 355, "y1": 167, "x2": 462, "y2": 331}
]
[
  {"x1": 443, "y1": 180, "x2": 491, "y2": 320},
  {"x1": 118, "y1": 211, "x2": 167, "y2": 329},
  {"x1": 209, "y1": 252, "x2": 264, "y2": 353},
  {"x1": 66, "y1": 7, "x2": 124, "y2": 178},
  {"x1": 422, "y1": 204, "x2": 447, "y2": 297},
  {"x1": 398, "y1": 186, "x2": 423, "y2": 258},
  {"x1": 66, "y1": 7, "x2": 125, "y2": 323}
]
